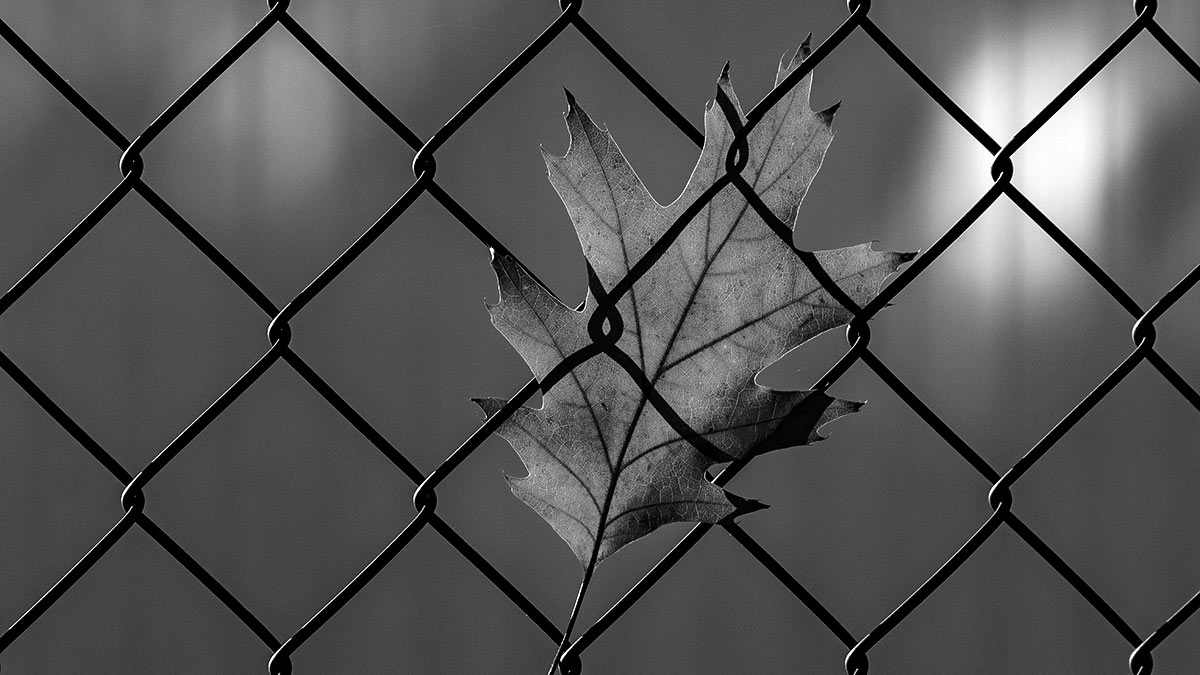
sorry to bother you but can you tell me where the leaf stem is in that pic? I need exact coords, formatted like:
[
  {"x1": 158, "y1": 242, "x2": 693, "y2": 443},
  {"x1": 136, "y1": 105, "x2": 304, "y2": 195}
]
[
  {"x1": 546, "y1": 555, "x2": 599, "y2": 675},
  {"x1": 546, "y1": 372, "x2": 653, "y2": 673}
]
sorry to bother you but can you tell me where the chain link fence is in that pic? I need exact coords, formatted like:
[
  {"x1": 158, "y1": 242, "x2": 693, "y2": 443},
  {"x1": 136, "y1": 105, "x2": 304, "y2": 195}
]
[{"x1": 2, "y1": 0, "x2": 1199, "y2": 672}]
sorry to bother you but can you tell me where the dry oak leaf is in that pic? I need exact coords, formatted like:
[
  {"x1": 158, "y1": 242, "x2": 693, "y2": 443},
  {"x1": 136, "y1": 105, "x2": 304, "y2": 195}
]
[{"x1": 476, "y1": 44, "x2": 911, "y2": 566}]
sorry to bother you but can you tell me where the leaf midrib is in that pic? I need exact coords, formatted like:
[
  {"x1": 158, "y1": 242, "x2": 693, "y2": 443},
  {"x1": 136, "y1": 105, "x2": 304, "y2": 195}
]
[{"x1": 587, "y1": 123, "x2": 770, "y2": 558}]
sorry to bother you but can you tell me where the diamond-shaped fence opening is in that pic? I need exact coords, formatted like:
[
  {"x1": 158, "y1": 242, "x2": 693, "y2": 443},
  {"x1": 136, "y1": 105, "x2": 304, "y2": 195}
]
[{"x1": 3, "y1": 1, "x2": 1200, "y2": 673}]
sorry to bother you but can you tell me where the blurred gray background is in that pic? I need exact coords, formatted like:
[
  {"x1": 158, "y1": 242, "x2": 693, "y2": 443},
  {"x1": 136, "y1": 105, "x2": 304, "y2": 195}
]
[{"x1": 2, "y1": 0, "x2": 1199, "y2": 673}]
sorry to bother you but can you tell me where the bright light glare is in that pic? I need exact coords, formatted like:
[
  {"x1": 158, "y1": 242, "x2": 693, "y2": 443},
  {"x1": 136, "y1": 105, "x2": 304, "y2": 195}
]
[{"x1": 928, "y1": 7, "x2": 1134, "y2": 315}]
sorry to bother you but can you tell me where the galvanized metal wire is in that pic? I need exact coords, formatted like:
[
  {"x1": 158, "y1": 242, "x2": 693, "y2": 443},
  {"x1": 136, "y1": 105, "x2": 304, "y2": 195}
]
[{"x1": 2, "y1": 0, "x2": 1199, "y2": 673}]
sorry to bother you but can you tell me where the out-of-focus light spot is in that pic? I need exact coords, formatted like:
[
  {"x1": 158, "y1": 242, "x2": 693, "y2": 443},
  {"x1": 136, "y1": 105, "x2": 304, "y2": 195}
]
[
  {"x1": 258, "y1": 34, "x2": 343, "y2": 207},
  {"x1": 0, "y1": 58, "x2": 46, "y2": 147},
  {"x1": 928, "y1": 5, "x2": 1136, "y2": 316}
]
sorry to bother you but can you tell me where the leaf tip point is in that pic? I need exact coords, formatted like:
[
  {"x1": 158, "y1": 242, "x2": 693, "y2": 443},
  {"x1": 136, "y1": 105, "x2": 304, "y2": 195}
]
[
  {"x1": 817, "y1": 100, "x2": 841, "y2": 125},
  {"x1": 794, "y1": 33, "x2": 813, "y2": 66},
  {"x1": 722, "y1": 492, "x2": 769, "y2": 522},
  {"x1": 470, "y1": 397, "x2": 491, "y2": 417},
  {"x1": 473, "y1": 396, "x2": 510, "y2": 420}
]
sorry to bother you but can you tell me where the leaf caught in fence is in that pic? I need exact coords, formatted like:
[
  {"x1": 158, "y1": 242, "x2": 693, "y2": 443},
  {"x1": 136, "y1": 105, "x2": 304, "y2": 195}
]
[{"x1": 477, "y1": 40, "x2": 909, "y2": 569}]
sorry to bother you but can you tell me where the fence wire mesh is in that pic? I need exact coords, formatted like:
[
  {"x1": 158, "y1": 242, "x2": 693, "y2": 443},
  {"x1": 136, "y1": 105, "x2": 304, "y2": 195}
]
[{"x1": 2, "y1": 0, "x2": 1200, "y2": 673}]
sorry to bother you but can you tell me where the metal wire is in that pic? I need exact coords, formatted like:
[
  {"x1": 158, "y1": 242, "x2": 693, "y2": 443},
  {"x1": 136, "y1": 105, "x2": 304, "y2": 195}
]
[{"x1": 1, "y1": 0, "x2": 1198, "y2": 673}]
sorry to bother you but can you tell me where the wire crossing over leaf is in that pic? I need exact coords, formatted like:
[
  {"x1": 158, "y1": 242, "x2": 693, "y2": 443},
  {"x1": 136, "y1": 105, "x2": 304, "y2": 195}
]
[{"x1": 476, "y1": 42, "x2": 910, "y2": 566}]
